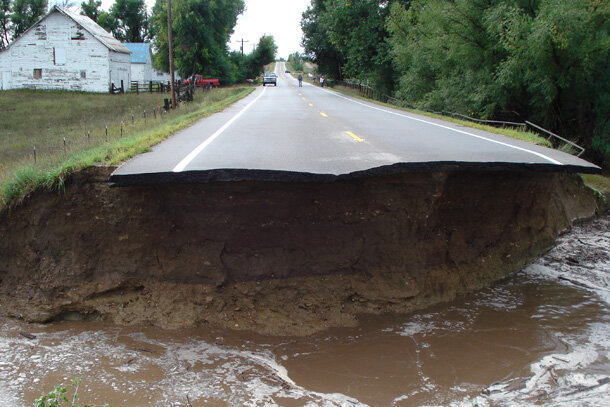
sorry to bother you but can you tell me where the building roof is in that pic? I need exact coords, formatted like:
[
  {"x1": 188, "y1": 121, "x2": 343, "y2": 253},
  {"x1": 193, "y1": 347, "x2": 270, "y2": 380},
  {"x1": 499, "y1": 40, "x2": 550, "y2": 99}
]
[
  {"x1": 2, "y1": 6, "x2": 131, "y2": 54},
  {"x1": 56, "y1": 7, "x2": 130, "y2": 54},
  {"x1": 123, "y1": 43, "x2": 152, "y2": 64}
]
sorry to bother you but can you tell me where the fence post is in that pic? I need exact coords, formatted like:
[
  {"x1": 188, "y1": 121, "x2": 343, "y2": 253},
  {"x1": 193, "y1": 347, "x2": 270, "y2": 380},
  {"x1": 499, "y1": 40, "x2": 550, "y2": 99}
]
[
  {"x1": 63, "y1": 137, "x2": 66, "y2": 153},
  {"x1": 132, "y1": 113, "x2": 134, "y2": 125},
  {"x1": 87, "y1": 131, "x2": 90, "y2": 144},
  {"x1": 144, "y1": 110, "x2": 147, "y2": 125},
  {"x1": 33, "y1": 146, "x2": 36, "y2": 163}
]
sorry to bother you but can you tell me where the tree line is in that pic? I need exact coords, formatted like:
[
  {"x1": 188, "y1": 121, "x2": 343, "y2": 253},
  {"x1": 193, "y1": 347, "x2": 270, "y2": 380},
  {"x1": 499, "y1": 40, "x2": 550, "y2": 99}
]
[
  {"x1": 149, "y1": 0, "x2": 276, "y2": 84},
  {"x1": 302, "y1": 0, "x2": 609, "y2": 164},
  {"x1": 0, "y1": 0, "x2": 277, "y2": 86}
]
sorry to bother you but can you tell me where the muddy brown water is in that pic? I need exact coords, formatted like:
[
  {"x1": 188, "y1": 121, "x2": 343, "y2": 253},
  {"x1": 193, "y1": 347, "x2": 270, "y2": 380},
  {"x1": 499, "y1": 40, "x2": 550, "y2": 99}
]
[{"x1": 1, "y1": 216, "x2": 608, "y2": 407}]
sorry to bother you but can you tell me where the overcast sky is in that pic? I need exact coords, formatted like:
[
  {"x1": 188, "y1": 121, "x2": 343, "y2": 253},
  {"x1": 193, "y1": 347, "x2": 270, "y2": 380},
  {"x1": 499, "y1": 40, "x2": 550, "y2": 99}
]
[
  {"x1": 96, "y1": 0, "x2": 312, "y2": 59},
  {"x1": 229, "y1": 0, "x2": 311, "y2": 58}
]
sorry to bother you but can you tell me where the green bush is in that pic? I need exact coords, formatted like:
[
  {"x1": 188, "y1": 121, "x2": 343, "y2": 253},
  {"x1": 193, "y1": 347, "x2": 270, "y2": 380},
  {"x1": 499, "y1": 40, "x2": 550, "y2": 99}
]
[{"x1": 34, "y1": 379, "x2": 112, "y2": 407}]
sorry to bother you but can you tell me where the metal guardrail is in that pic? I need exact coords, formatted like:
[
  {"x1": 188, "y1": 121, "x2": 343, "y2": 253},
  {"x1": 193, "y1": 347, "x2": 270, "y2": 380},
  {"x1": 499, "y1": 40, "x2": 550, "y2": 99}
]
[
  {"x1": 443, "y1": 111, "x2": 526, "y2": 128},
  {"x1": 336, "y1": 80, "x2": 587, "y2": 157},
  {"x1": 526, "y1": 121, "x2": 586, "y2": 157}
]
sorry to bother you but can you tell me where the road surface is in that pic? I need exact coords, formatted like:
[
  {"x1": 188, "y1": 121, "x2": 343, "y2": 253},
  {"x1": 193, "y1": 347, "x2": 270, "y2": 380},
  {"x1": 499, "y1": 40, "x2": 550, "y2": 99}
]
[{"x1": 111, "y1": 62, "x2": 600, "y2": 185}]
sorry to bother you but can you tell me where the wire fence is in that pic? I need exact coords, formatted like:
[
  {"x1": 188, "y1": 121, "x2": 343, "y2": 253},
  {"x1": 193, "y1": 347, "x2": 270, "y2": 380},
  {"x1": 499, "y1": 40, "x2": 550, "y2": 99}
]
[
  {"x1": 0, "y1": 85, "x2": 224, "y2": 188},
  {"x1": 32, "y1": 101, "x2": 168, "y2": 161},
  {"x1": 336, "y1": 80, "x2": 586, "y2": 157}
]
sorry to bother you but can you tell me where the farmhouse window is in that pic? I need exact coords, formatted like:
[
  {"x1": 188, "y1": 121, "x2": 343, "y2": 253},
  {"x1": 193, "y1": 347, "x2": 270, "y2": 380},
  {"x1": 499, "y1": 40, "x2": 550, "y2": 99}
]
[
  {"x1": 54, "y1": 48, "x2": 66, "y2": 65},
  {"x1": 71, "y1": 30, "x2": 85, "y2": 40},
  {"x1": 80, "y1": 70, "x2": 86, "y2": 79},
  {"x1": 33, "y1": 69, "x2": 42, "y2": 79}
]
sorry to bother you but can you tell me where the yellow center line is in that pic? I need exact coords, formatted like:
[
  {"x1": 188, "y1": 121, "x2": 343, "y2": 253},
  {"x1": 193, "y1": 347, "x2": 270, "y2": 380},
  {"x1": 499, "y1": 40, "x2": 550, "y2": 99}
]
[
  {"x1": 302, "y1": 97, "x2": 306, "y2": 101},
  {"x1": 320, "y1": 112, "x2": 328, "y2": 117},
  {"x1": 308, "y1": 103, "x2": 313, "y2": 107},
  {"x1": 346, "y1": 131, "x2": 364, "y2": 142}
]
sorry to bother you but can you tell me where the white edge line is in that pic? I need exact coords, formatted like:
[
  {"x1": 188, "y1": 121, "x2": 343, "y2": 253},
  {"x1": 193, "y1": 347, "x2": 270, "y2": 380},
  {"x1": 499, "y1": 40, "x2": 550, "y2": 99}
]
[
  {"x1": 319, "y1": 88, "x2": 563, "y2": 165},
  {"x1": 173, "y1": 87, "x2": 267, "y2": 172}
]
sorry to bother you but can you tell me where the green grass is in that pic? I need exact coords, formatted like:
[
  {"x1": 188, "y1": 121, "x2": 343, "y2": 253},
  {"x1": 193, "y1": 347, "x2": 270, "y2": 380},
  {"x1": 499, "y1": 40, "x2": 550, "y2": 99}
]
[
  {"x1": 0, "y1": 87, "x2": 254, "y2": 208},
  {"x1": 265, "y1": 62, "x2": 277, "y2": 73},
  {"x1": 581, "y1": 173, "x2": 610, "y2": 203},
  {"x1": 302, "y1": 62, "x2": 316, "y2": 74},
  {"x1": 332, "y1": 84, "x2": 552, "y2": 148}
]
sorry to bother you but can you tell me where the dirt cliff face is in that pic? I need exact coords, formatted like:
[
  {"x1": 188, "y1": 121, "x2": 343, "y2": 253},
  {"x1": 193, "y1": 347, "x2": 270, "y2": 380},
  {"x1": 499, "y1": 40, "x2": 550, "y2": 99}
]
[{"x1": 0, "y1": 167, "x2": 600, "y2": 335}]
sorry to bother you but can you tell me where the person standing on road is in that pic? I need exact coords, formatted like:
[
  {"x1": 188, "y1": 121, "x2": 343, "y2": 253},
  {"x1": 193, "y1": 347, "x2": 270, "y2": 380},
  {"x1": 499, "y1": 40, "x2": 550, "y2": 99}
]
[
  {"x1": 298, "y1": 74, "x2": 303, "y2": 87},
  {"x1": 320, "y1": 75, "x2": 325, "y2": 88}
]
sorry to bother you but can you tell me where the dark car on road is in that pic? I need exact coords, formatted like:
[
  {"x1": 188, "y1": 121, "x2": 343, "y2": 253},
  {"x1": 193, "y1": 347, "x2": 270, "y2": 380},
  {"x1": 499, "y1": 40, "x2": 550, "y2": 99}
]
[{"x1": 263, "y1": 73, "x2": 277, "y2": 86}]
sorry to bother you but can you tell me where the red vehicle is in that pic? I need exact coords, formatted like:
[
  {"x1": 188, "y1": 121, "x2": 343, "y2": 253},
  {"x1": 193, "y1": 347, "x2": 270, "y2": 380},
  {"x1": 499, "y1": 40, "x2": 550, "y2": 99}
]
[{"x1": 184, "y1": 75, "x2": 220, "y2": 88}]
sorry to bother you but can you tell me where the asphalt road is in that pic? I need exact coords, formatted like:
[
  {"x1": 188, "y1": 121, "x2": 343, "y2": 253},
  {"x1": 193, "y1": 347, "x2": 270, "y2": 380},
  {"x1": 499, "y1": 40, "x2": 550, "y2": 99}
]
[{"x1": 111, "y1": 62, "x2": 600, "y2": 185}]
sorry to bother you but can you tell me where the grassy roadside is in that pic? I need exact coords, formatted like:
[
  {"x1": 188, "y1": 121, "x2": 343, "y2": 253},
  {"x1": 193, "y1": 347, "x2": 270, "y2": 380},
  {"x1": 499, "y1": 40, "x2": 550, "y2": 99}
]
[
  {"x1": 581, "y1": 173, "x2": 610, "y2": 208},
  {"x1": 264, "y1": 62, "x2": 277, "y2": 73},
  {"x1": 0, "y1": 86, "x2": 255, "y2": 209}
]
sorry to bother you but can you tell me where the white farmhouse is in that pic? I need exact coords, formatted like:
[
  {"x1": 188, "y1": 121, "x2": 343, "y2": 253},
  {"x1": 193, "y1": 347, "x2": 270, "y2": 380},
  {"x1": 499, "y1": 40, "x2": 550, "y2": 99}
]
[
  {"x1": 0, "y1": 6, "x2": 131, "y2": 93},
  {"x1": 124, "y1": 42, "x2": 172, "y2": 84},
  {"x1": 124, "y1": 42, "x2": 152, "y2": 83}
]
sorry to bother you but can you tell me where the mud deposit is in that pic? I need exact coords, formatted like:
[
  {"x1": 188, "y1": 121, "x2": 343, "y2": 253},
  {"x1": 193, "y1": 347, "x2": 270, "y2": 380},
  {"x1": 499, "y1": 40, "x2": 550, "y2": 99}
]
[
  {"x1": 0, "y1": 167, "x2": 601, "y2": 335},
  {"x1": 1, "y1": 216, "x2": 608, "y2": 406}
]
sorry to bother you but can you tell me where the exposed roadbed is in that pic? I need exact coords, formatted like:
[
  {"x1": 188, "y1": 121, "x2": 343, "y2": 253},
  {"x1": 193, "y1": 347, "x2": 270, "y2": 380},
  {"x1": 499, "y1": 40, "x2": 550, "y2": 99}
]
[{"x1": 0, "y1": 167, "x2": 603, "y2": 336}]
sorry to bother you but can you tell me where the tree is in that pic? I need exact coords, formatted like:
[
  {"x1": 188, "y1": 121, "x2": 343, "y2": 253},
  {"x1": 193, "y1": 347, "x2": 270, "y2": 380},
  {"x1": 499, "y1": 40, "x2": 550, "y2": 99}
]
[
  {"x1": 227, "y1": 37, "x2": 277, "y2": 84},
  {"x1": 80, "y1": 0, "x2": 118, "y2": 36},
  {"x1": 0, "y1": 0, "x2": 12, "y2": 49},
  {"x1": 110, "y1": 0, "x2": 148, "y2": 42},
  {"x1": 301, "y1": 0, "x2": 403, "y2": 91},
  {"x1": 386, "y1": 0, "x2": 503, "y2": 117},
  {"x1": 11, "y1": 0, "x2": 47, "y2": 38},
  {"x1": 386, "y1": 0, "x2": 610, "y2": 164},
  {"x1": 252, "y1": 35, "x2": 277, "y2": 71},
  {"x1": 97, "y1": 11, "x2": 119, "y2": 35},
  {"x1": 80, "y1": 0, "x2": 101, "y2": 21},
  {"x1": 301, "y1": 0, "x2": 344, "y2": 80},
  {"x1": 288, "y1": 52, "x2": 304, "y2": 71},
  {"x1": 150, "y1": 0, "x2": 244, "y2": 83}
]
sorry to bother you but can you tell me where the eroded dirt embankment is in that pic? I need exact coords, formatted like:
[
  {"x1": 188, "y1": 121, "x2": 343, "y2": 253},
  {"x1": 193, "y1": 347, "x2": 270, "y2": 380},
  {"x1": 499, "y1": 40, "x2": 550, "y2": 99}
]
[{"x1": 0, "y1": 168, "x2": 601, "y2": 335}]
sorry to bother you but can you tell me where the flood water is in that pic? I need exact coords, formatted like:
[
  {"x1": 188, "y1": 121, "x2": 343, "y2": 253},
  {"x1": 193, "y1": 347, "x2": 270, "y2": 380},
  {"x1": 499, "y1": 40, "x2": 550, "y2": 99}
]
[{"x1": 1, "y1": 216, "x2": 608, "y2": 406}]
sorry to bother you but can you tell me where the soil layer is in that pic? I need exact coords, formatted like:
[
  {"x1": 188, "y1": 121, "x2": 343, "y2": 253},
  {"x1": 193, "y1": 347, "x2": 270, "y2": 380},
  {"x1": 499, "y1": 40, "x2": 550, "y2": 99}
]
[{"x1": 0, "y1": 167, "x2": 601, "y2": 335}]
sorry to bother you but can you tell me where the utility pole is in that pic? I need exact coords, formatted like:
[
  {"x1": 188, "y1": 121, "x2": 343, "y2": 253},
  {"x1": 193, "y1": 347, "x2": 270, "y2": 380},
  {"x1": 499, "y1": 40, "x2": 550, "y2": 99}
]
[
  {"x1": 235, "y1": 38, "x2": 250, "y2": 55},
  {"x1": 167, "y1": 0, "x2": 176, "y2": 109}
]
